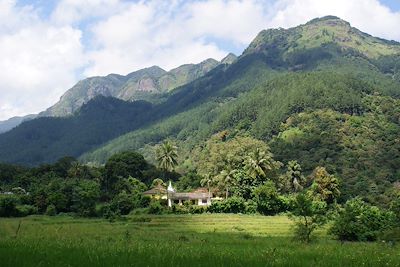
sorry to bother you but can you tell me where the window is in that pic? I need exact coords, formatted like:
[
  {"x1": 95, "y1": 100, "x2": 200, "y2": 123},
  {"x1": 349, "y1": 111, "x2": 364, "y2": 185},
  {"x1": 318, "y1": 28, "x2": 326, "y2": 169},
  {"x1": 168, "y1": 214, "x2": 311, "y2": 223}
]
[{"x1": 202, "y1": 199, "x2": 208, "y2": 204}]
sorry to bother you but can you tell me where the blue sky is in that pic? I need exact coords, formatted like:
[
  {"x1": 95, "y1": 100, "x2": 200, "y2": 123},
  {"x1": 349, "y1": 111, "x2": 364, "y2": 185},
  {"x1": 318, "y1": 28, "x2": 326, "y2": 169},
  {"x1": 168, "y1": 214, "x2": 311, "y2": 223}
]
[
  {"x1": 381, "y1": 0, "x2": 400, "y2": 11},
  {"x1": 1, "y1": 0, "x2": 400, "y2": 120}
]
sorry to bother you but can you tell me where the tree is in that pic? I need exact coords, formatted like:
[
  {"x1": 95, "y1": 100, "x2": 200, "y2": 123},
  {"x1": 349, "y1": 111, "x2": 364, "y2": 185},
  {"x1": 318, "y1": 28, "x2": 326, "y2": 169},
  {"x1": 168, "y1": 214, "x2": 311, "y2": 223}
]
[
  {"x1": 0, "y1": 195, "x2": 18, "y2": 217},
  {"x1": 72, "y1": 180, "x2": 100, "y2": 217},
  {"x1": 279, "y1": 160, "x2": 305, "y2": 193},
  {"x1": 216, "y1": 166, "x2": 237, "y2": 199},
  {"x1": 104, "y1": 151, "x2": 148, "y2": 193},
  {"x1": 244, "y1": 148, "x2": 282, "y2": 180},
  {"x1": 310, "y1": 167, "x2": 340, "y2": 204},
  {"x1": 289, "y1": 193, "x2": 327, "y2": 243},
  {"x1": 329, "y1": 198, "x2": 394, "y2": 241},
  {"x1": 156, "y1": 140, "x2": 178, "y2": 178},
  {"x1": 151, "y1": 178, "x2": 166, "y2": 188},
  {"x1": 253, "y1": 181, "x2": 287, "y2": 215}
]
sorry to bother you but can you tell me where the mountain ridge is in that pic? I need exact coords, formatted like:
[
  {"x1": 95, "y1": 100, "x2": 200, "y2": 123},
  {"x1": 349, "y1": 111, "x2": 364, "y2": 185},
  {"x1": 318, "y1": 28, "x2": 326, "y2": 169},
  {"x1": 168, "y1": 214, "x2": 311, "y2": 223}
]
[
  {"x1": 41, "y1": 57, "x2": 228, "y2": 117},
  {"x1": 0, "y1": 16, "x2": 399, "y2": 172}
]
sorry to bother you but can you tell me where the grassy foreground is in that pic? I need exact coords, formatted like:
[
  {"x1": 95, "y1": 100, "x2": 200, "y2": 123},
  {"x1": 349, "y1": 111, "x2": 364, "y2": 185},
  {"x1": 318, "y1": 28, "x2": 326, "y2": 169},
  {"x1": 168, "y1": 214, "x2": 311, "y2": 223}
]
[{"x1": 0, "y1": 214, "x2": 399, "y2": 267}]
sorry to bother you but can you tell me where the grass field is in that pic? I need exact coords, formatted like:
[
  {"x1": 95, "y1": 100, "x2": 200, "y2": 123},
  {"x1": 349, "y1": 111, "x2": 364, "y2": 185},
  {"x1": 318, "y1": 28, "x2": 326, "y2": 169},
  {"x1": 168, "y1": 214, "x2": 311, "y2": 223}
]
[{"x1": 0, "y1": 214, "x2": 399, "y2": 267}]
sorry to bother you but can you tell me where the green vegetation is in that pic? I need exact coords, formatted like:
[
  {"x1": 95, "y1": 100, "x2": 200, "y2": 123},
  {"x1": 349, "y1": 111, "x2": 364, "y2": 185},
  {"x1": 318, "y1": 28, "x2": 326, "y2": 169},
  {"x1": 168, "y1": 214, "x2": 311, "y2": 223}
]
[
  {"x1": 1, "y1": 214, "x2": 399, "y2": 267},
  {"x1": 0, "y1": 17, "x2": 400, "y2": 265}
]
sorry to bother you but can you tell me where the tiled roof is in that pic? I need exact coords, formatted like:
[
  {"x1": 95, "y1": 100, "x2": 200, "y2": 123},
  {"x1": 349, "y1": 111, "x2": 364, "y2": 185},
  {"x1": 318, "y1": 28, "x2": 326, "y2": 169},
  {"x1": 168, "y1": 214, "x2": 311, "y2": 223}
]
[
  {"x1": 143, "y1": 184, "x2": 167, "y2": 195},
  {"x1": 170, "y1": 192, "x2": 210, "y2": 200}
]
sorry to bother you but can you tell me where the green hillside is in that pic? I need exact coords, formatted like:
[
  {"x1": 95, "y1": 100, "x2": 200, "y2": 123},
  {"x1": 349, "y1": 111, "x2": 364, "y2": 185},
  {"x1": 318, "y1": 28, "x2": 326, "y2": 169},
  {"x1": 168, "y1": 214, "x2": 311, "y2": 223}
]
[
  {"x1": 0, "y1": 97, "x2": 153, "y2": 166},
  {"x1": 0, "y1": 16, "x2": 399, "y2": 200}
]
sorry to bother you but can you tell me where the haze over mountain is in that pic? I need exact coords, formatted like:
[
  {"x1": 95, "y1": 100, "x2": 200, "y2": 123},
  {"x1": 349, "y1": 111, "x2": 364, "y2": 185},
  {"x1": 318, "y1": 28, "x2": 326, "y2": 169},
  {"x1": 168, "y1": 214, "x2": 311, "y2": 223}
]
[
  {"x1": 0, "y1": 16, "x2": 399, "y2": 201},
  {"x1": 0, "y1": 114, "x2": 37, "y2": 134}
]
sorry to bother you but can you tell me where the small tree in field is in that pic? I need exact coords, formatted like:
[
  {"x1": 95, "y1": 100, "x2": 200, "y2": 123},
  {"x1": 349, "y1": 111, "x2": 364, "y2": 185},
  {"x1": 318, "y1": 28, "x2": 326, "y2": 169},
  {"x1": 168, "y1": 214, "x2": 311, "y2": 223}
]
[{"x1": 289, "y1": 193, "x2": 327, "y2": 243}]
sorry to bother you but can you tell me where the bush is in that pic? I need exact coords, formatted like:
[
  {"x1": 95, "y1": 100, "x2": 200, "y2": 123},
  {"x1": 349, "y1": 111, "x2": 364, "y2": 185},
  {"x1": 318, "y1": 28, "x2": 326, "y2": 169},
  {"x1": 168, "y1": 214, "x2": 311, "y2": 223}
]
[
  {"x1": 16, "y1": 205, "x2": 37, "y2": 217},
  {"x1": 380, "y1": 227, "x2": 400, "y2": 243},
  {"x1": 171, "y1": 204, "x2": 189, "y2": 214},
  {"x1": 208, "y1": 197, "x2": 246, "y2": 213},
  {"x1": 0, "y1": 195, "x2": 19, "y2": 217},
  {"x1": 329, "y1": 198, "x2": 395, "y2": 241},
  {"x1": 46, "y1": 204, "x2": 57, "y2": 216},
  {"x1": 135, "y1": 195, "x2": 151, "y2": 208},
  {"x1": 245, "y1": 199, "x2": 258, "y2": 214},
  {"x1": 148, "y1": 200, "x2": 164, "y2": 214},
  {"x1": 188, "y1": 205, "x2": 207, "y2": 214},
  {"x1": 111, "y1": 192, "x2": 134, "y2": 215},
  {"x1": 253, "y1": 182, "x2": 288, "y2": 215}
]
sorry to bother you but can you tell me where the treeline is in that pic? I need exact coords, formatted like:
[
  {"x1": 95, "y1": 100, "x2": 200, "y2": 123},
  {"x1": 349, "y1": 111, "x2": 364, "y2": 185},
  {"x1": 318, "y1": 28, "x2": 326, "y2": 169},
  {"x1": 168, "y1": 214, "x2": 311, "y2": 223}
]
[{"x1": 1, "y1": 134, "x2": 399, "y2": 242}]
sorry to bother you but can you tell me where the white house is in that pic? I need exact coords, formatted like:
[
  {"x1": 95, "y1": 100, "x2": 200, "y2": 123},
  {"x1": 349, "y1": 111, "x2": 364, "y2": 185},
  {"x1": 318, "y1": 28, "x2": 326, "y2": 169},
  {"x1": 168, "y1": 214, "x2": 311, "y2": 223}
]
[{"x1": 144, "y1": 181, "x2": 213, "y2": 207}]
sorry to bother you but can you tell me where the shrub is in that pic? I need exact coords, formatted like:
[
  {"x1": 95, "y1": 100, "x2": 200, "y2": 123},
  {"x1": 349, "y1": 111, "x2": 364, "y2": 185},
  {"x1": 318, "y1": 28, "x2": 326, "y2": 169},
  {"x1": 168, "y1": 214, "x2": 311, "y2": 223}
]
[
  {"x1": 329, "y1": 198, "x2": 395, "y2": 241},
  {"x1": 171, "y1": 204, "x2": 189, "y2": 214},
  {"x1": 188, "y1": 205, "x2": 207, "y2": 214},
  {"x1": 148, "y1": 200, "x2": 164, "y2": 214},
  {"x1": 208, "y1": 197, "x2": 246, "y2": 213},
  {"x1": 46, "y1": 204, "x2": 57, "y2": 216},
  {"x1": 245, "y1": 199, "x2": 258, "y2": 214},
  {"x1": 253, "y1": 182, "x2": 288, "y2": 215},
  {"x1": 380, "y1": 227, "x2": 400, "y2": 243},
  {"x1": 0, "y1": 195, "x2": 19, "y2": 217},
  {"x1": 16, "y1": 205, "x2": 37, "y2": 217},
  {"x1": 111, "y1": 192, "x2": 134, "y2": 215}
]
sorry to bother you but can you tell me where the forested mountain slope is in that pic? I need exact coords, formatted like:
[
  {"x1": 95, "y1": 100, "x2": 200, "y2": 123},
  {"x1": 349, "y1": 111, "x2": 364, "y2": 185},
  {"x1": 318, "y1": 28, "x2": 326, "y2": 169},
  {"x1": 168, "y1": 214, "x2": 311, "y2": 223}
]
[
  {"x1": 0, "y1": 97, "x2": 153, "y2": 165},
  {"x1": 42, "y1": 58, "x2": 223, "y2": 117},
  {"x1": 0, "y1": 114, "x2": 37, "y2": 134},
  {"x1": 0, "y1": 14, "x2": 399, "y2": 195}
]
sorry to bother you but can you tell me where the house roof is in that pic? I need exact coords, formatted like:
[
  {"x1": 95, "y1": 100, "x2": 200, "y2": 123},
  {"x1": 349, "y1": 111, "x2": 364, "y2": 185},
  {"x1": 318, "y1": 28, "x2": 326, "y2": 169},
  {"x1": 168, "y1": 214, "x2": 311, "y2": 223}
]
[
  {"x1": 170, "y1": 192, "x2": 210, "y2": 200},
  {"x1": 143, "y1": 184, "x2": 167, "y2": 195}
]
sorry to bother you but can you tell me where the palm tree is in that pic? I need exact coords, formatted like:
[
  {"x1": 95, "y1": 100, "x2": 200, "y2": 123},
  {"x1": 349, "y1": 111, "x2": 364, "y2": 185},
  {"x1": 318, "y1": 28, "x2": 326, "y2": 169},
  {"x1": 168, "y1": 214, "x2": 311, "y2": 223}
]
[
  {"x1": 286, "y1": 160, "x2": 304, "y2": 193},
  {"x1": 244, "y1": 148, "x2": 275, "y2": 179},
  {"x1": 156, "y1": 140, "x2": 178, "y2": 178},
  {"x1": 200, "y1": 174, "x2": 213, "y2": 197},
  {"x1": 216, "y1": 165, "x2": 237, "y2": 199}
]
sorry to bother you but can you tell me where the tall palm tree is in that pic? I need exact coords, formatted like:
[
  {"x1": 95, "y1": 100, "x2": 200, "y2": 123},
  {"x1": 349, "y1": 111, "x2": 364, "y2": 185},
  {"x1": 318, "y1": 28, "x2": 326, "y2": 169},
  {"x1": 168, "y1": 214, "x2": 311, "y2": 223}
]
[
  {"x1": 156, "y1": 140, "x2": 178, "y2": 178},
  {"x1": 216, "y1": 165, "x2": 237, "y2": 199},
  {"x1": 286, "y1": 160, "x2": 304, "y2": 193},
  {"x1": 200, "y1": 174, "x2": 213, "y2": 197},
  {"x1": 244, "y1": 148, "x2": 274, "y2": 179}
]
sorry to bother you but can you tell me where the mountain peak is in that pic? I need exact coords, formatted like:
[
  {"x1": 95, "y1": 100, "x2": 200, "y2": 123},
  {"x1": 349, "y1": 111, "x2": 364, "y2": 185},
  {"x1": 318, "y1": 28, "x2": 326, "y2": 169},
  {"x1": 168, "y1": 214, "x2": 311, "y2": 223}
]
[
  {"x1": 221, "y1": 53, "x2": 237, "y2": 65},
  {"x1": 306, "y1": 15, "x2": 346, "y2": 25},
  {"x1": 244, "y1": 15, "x2": 400, "y2": 59}
]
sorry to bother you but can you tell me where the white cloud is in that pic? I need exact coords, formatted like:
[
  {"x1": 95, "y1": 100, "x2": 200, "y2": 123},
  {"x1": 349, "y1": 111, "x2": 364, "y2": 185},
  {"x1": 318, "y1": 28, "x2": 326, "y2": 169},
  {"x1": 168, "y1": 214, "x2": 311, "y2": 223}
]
[
  {"x1": 267, "y1": 0, "x2": 400, "y2": 41},
  {"x1": 1, "y1": 0, "x2": 400, "y2": 120},
  {"x1": 0, "y1": 0, "x2": 86, "y2": 120},
  {"x1": 51, "y1": 0, "x2": 124, "y2": 25}
]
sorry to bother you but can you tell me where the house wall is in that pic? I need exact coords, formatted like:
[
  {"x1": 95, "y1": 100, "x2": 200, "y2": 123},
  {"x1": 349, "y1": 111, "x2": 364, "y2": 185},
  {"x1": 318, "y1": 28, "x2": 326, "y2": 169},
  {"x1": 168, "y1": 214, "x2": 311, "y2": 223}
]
[{"x1": 197, "y1": 198, "x2": 211, "y2": 206}]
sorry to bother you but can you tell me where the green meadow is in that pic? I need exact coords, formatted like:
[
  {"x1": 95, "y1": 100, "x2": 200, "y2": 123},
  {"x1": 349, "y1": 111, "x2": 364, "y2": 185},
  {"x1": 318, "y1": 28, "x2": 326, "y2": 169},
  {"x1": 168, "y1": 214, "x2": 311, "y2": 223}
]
[{"x1": 0, "y1": 214, "x2": 399, "y2": 267}]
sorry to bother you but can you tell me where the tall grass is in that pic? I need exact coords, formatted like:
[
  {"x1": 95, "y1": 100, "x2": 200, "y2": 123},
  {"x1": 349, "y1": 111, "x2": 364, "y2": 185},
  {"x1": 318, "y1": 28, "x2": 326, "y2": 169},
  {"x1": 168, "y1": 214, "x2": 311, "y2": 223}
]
[{"x1": 0, "y1": 214, "x2": 399, "y2": 266}]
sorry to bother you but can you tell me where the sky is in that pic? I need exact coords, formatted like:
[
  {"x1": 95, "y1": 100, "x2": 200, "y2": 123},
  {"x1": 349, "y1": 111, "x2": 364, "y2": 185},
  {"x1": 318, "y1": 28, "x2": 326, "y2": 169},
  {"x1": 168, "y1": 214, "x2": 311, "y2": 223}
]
[{"x1": 1, "y1": 0, "x2": 400, "y2": 121}]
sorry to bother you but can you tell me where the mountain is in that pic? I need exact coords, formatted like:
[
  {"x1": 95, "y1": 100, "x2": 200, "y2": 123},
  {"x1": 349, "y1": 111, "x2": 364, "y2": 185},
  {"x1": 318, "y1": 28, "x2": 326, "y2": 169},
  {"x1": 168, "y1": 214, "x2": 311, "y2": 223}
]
[
  {"x1": 0, "y1": 97, "x2": 152, "y2": 165},
  {"x1": 0, "y1": 114, "x2": 37, "y2": 134},
  {"x1": 0, "y1": 16, "x2": 399, "y2": 201},
  {"x1": 42, "y1": 58, "x2": 220, "y2": 117},
  {"x1": 245, "y1": 16, "x2": 400, "y2": 59},
  {"x1": 221, "y1": 53, "x2": 238, "y2": 65}
]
